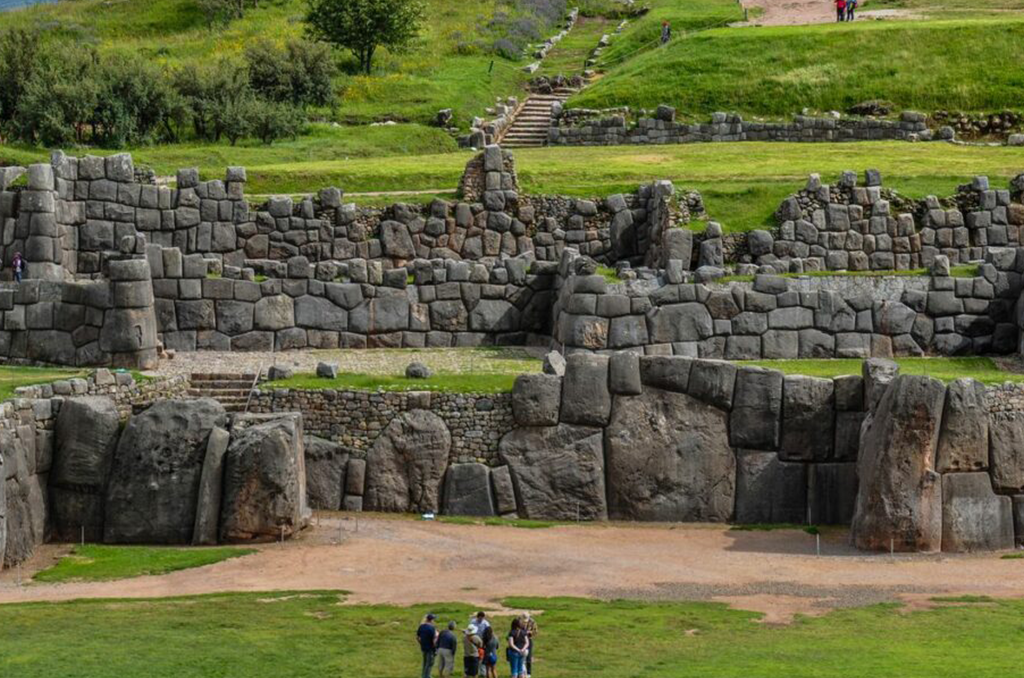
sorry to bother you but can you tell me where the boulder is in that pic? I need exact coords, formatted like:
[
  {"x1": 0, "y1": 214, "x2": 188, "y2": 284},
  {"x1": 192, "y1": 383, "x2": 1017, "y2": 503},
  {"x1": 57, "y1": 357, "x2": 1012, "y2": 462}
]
[
  {"x1": 808, "y1": 463, "x2": 858, "y2": 525},
  {"x1": 851, "y1": 375, "x2": 946, "y2": 551},
  {"x1": 935, "y1": 379, "x2": 988, "y2": 473},
  {"x1": 49, "y1": 396, "x2": 121, "y2": 542},
  {"x1": 605, "y1": 388, "x2": 735, "y2": 522},
  {"x1": 192, "y1": 427, "x2": 230, "y2": 546},
  {"x1": 442, "y1": 463, "x2": 495, "y2": 516},
  {"x1": 729, "y1": 367, "x2": 783, "y2": 450},
  {"x1": 405, "y1": 362, "x2": 432, "y2": 379},
  {"x1": 267, "y1": 364, "x2": 294, "y2": 381},
  {"x1": 941, "y1": 472, "x2": 1014, "y2": 552},
  {"x1": 364, "y1": 410, "x2": 451, "y2": 513},
  {"x1": 559, "y1": 353, "x2": 611, "y2": 426},
  {"x1": 543, "y1": 351, "x2": 566, "y2": 376},
  {"x1": 780, "y1": 376, "x2": 835, "y2": 461},
  {"x1": 304, "y1": 435, "x2": 348, "y2": 511},
  {"x1": 220, "y1": 414, "x2": 309, "y2": 542},
  {"x1": 512, "y1": 374, "x2": 561, "y2": 426},
  {"x1": 316, "y1": 362, "x2": 339, "y2": 379},
  {"x1": 490, "y1": 465, "x2": 518, "y2": 515},
  {"x1": 734, "y1": 451, "x2": 807, "y2": 524},
  {"x1": 987, "y1": 412, "x2": 1024, "y2": 493},
  {"x1": 104, "y1": 399, "x2": 228, "y2": 544},
  {"x1": 498, "y1": 424, "x2": 606, "y2": 521}
]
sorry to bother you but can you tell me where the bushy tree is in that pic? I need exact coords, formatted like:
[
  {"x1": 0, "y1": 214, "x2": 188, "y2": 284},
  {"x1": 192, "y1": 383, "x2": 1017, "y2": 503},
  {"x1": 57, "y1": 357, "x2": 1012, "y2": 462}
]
[
  {"x1": 14, "y1": 47, "x2": 100, "y2": 146},
  {"x1": 245, "y1": 39, "x2": 337, "y2": 108},
  {"x1": 304, "y1": 0, "x2": 425, "y2": 75},
  {"x1": 92, "y1": 53, "x2": 177, "y2": 146},
  {"x1": 0, "y1": 29, "x2": 44, "y2": 140},
  {"x1": 172, "y1": 60, "x2": 251, "y2": 142},
  {"x1": 250, "y1": 100, "x2": 306, "y2": 144}
]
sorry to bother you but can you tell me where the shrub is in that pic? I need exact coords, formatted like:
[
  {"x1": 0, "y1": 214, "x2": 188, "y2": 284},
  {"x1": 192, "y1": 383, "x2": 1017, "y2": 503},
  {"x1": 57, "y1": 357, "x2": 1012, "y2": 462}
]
[
  {"x1": 245, "y1": 39, "x2": 337, "y2": 109},
  {"x1": 249, "y1": 100, "x2": 306, "y2": 144}
]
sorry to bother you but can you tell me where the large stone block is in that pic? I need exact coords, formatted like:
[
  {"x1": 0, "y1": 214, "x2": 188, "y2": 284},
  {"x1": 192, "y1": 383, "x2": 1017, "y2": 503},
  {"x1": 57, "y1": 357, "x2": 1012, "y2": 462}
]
[
  {"x1": 254, "y1": 295, "x2": 295, "y2": 331},
  {"x1": 50, "y1": 396, "x2": 120, "y2": 542},
  {"x1": 192, "y1": 427, "x2": 230, "y2": 546},
  {"x1": 809, "y1": 463, "x2": 858, "y2": 525},
  {"x1": 304, "y1": 435, "x2": 348, "y2": 511},
  {"x1": 935, "y1": 379, "x2": 988, "y2": 473},
  {"x1": 639, "y1": 355, "x2": 692, "y2": 392},
  {"x1": 941, "y1": 472, "x2": 1014, "y2": 552},
  {"x1": 104, "y1": 399, "x2": 228, "y2": 544},
  {"x1": 734, "y1": 451, "x2": 807, "y2": 524},
  {"x1": 687, "y1": 360, "x2": 737, "y2": 410},
  {"x1": 559, "y1": 353, "x2": 611, "y2": 426},
  {"x1": 364, "y1": 410, "x2": 451, "y2": 513},
  {"x1": 498, "y1": 424, "x2": 607, "y2": 520},
  {"x1": 442, "y1": 463, "x2": 495, "y2": 517},
  {"x1": 729, "y1": 367, "x2": 783, "y2": 450},
  {"x1": 863, "y1": 358, "x2": 899, "y2": 411},
  {"x1": 605, "y1": 388, "x2": 735, "y2": 522},
  {"x1": 221, "y1": 414, "x2": 309, "y2": 542},
  {"x1": 469, "y1": 299, "x2": 520, "y2": 333},
  {"x1": 646, "y1": 303, "x2": 713, "y2": 343},
  {"x1": 780, "y1": 375, "x2": 835, "y2": 461},
  {"x1": 989, "y1": 412, "x2": 1024, "y2": 493},
  {"x1": 4, "y1": 474, "x2": 47, "y2": 568},
  {"x1": 490, "y1": 465, "x2": 517, "y2": 515},
  {"x1": 512, "y1": 374, "x2": 561, "y2": 426},
  {"x1": 295, "y1": 296, "x2": 347, "y2": 331},
  {"x1": 851, "y1": 375, "x2": 946, "y2": 552}
]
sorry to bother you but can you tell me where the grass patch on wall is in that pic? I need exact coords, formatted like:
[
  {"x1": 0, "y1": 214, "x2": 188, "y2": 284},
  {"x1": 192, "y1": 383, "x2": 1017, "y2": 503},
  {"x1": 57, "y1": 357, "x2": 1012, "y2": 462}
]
[
  {"x1": 741, "y1": 357, "x2": 1024, "y2": 384},
  {"x1": 0, "y1": 366, "x2": 87, "y2": 401},
  {"x1": 268, "y1": 372, "x2": 520, "y2": 394},
  {"x1": 33, "y1": 544, "x2": 256, "y2": 583},
  {"x1": 717, "y1": 264, "x2": 979, "y2": 283},
  {"x1": 4, "y1": 593, "x2": 1024, "y2": 676}
]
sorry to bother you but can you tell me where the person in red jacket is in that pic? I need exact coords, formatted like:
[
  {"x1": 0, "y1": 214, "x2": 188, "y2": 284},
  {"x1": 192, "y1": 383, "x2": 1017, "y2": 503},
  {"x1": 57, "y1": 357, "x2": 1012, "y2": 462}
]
[{"x1": 835, "y1": 0, "x2": 846, "y2": 21}]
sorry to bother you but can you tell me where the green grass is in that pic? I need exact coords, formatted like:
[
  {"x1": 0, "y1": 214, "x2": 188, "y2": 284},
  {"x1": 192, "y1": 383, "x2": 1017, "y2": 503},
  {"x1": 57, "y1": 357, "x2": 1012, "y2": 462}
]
[
  {"x1": 1001, "y1": 552, "x2": 1024, "y2": 559},
  {"x1": 930, "y1": 595, "x2": 997, "y2": 603},
  {"x1": 536, "y1": 16, "x2": 614, "y2": 78},
  {"x1": 0, "y1": 365, "x2": 87, "y2": 401},
  {"x1": 269, "y1": 371, "x2": 523, "y2": 394},
  {"x1": 5, "y1": 593, "x2": 1024, "y2": 676},
  {"x1": 33, "y1": 544, "x2": 256, "y2": 583},
  {"x1": 594, "y1": 264, "x2": 623, "y2": 283},
  {"x1": 718, "y1": 264, "x2": 979, "y2": 283},
  {"x1": 575, "y1": 8, "x2": 1024, "y2": 117},
  {"x1": 740, "y1": 357, "x2": 1024, "y2": 384}
]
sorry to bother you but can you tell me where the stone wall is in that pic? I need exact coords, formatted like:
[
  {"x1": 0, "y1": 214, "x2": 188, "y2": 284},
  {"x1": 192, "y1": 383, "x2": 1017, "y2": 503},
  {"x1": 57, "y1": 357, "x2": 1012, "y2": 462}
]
[{"x1": 549, "y1": 109, "x2": 950, "y2": 146}]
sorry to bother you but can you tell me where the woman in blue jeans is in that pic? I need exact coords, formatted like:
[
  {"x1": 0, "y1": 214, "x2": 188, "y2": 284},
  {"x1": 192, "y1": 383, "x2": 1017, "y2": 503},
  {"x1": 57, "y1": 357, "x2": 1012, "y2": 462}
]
[{"x1": 506, "y1": 618, "x2": 530, "y2": 678}]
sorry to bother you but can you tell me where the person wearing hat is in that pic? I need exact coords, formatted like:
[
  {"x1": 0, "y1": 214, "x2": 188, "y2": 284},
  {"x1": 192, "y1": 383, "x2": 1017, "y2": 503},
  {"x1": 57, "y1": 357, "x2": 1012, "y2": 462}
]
[
  {"x1": 463, "y1": 624, "x2": 483, "y2": 678},
  {"x1": 417, "y1": 613, "x2": 439, "y2": 678},
  {"x1": 437, "y1": 620, "x2": 459, "y2": 678}
]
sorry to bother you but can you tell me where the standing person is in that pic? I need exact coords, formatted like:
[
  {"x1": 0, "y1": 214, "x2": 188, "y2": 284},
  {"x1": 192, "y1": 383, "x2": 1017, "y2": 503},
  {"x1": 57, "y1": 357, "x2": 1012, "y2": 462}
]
[
  {"x1": 482, "y1": 626, "x2": 500, "y2": 678},
  {"x1": 417, "y1": 614, "x2": 439, "y2": 678},
  {"x1": 660, "y1": 20, "x2": 671, "y2": 45},
  {"x1": 835, "y1": 0, "x2": 846, "y2": 21},
  {"x1": 463, "y1": 625, "x2": 483, "y2": 678},
  {"x1": 438, "y1": 621, "x2": 459, "y2": 678},
  {"x1": 520, "y1": 614, "x2": 538, "y2": 678},
  {"x1": 11, "y1": 252, "x2": 24, "y2": 283},
  {"x1": 471, "y1": 611, "x2": 491, "y2": 637},
  {"x1": 846, "y1": 0, "x2": 856, "y2": 20},
  {"x1": 506, "y1": 618, "x2": 530, "y2": 678}
]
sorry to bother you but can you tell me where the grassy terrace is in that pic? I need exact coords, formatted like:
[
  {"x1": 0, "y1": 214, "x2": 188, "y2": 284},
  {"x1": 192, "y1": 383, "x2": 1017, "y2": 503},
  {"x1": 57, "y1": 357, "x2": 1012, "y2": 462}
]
[
  {"x1": 33, "y1": 544, "x2": 256, "y2": 583},
  {"x1": 0, "y1": 366, "x2": 87, "y2": 401},
  {"x1": 718, "y1": 264, "x2": 980, "y2": 282},
  {"x1": 3, "y1": 593, "x2": 1024, "y2": 676}
]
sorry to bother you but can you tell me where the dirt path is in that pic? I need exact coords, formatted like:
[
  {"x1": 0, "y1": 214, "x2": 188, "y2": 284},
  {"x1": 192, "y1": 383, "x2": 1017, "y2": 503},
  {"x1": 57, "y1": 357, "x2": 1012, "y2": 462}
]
[
  {"x1": 2, "y1": 516, "x2": 1022, "y2": 622},
  {"x1": 737, "y1": 0, "x2": 919, "y2": 26}
]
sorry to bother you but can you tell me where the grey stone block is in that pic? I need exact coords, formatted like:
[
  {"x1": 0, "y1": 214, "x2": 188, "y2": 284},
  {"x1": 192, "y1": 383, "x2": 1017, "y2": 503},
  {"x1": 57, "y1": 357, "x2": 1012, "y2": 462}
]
[
  {"x1": 512, "y1": 374, "x2": 562, "y2": 426},
  {"x1": 560, "y1": 354, "x2": 611, "y2": 426},
  {"x1": 780, "y1": 376, "x2": 835, "y2": 462}
]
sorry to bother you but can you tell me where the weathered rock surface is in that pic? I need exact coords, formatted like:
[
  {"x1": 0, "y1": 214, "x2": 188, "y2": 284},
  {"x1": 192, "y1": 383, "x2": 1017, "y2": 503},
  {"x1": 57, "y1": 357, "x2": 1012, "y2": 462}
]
[
  {"x1": 304, "y1": 435, "x2": 348, "y2": 511},
  {"x1": 512, "y1": 374, "x2": 561, "y2": 426},
  {"x1": 734, "y1": 451, "x2": 807, "y2": 524},
  {"x1": 852, "y1": 375, "x2": 946, "y2": 551},
  {"x1": 863, "y1": 358, "x2": 899, "y2": 411},
  {"x1": 935, "y1": 379, "x2": 988, "y2": 473},
  {"x1": 780, "y1": 376, "x2": 835, "y2": 461},
  {"x1": 941, "y1": 472, "x2": 1014, "y2": 552},
  {"x1": 192, "y1": 427, "x2": 229, "y2": 546},
  {"x1": 104, "y1": 399, "x2": 228, "y2": 544},
  {"x1": 809, "y1": 463, "x2": 858, "y2": 525},
  {"x1": 221, "y1": 414, "x2": 309, "y2": 542},
  {"x1": 988, "y1": 412, "x2": 1024, "y2": 493},
  {"x1": 364, "y1": 410, "x2": 451, "y2": 513},
  {"x1": 498, "y1": 424, "x2": 606, "y2": 520},
  {"x1": 490, "y1": 465, "x2": 518, "y2": 515},
  {"x1": 729, "y1": 367, "x2": 783, "y2": 450},
  {"x1": 605, "y1": 388, "x2": 735, "y2": 522},
  {"x1": 4, "y1": 474, "x2": 47, "y2": 568},
  {"x1": 559, "y1": 353, "x2": 611, "y2": 426},
  {"x1": 442, "y1": 463, "x2": 495, "y2": 516},
  {"x1": 50, "y1": 396, "x2": 120, "y2": 542}
]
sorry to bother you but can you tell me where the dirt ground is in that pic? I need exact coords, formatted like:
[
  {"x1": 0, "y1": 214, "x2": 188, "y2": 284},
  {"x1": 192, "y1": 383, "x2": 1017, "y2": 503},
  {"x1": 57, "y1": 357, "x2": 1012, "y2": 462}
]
[
  {"x1": 2, "y1": 515, "x2": 1022, "y2": 623},
  {"x1": 737, "y1": 0, "x2": 918, "y2": 26}
]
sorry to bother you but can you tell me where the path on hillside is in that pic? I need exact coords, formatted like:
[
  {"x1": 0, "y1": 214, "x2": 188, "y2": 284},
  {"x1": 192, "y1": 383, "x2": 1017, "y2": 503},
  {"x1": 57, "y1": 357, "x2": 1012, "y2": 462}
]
[
  {"x1": 737, "y1": 0, "x2": 917, "y2": 25},
  {"x1": 3, "y1": 517, "x2": 1022, "y2": 623}
]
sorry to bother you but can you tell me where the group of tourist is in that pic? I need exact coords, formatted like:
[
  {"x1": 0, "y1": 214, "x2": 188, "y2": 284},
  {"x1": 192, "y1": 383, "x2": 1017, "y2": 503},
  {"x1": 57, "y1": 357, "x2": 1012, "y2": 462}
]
[
  {"x1": 834, "y1": 0, "x2": 857, "y2": 21},
  {"x1": 417, "y1": 611, "x2": 537, "y2": 678}
]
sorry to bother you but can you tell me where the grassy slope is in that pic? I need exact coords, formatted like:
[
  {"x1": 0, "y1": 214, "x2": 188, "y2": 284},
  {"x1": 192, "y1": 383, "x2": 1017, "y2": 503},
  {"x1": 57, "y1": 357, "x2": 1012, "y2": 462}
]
[
  {"x1": 33, "y1": 545, "x2": 256, "y2": 583},
  {"x1": 574, "y1": 0, "x2": 1024, "y2": 117},
  {"x1": 0, "y1": 366, "x2": 87, "y2": 401},
  {"x1": 742, "y1": 356, "x2": 1024, "y2": 384},
  {"x1": 536, "y1": 15, "x2": 614, "y2": 78},
  {"x1": 3, "y1": 594, "x2": 1024, "y2": 676}
]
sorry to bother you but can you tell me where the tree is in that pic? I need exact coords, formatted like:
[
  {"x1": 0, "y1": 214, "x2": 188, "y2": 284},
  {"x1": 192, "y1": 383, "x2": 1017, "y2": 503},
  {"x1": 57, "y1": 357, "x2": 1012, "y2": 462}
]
[
  {"x1": 250, "y1": 100, "x2": 306, "y2": 144},
  {"x1": 304, "y1": 0, "x2": 425, "y2": 75},
  {"x1": 0, "y1": 29, "x2": 44, "y2": 140},
  {"x1": 245, "y1": 39, "x2": 337, "y2": 109}
]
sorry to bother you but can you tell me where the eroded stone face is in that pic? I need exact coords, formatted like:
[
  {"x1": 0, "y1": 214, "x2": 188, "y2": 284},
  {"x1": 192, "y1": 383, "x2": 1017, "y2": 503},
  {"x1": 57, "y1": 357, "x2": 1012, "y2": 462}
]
[
  {"x1": 605, "y1": 387, "x2": 735, "y2": 522},
  {"x1": 364, "y1": 410, "x2": 451, "y2": 514},
  {"x1": 304, "y1": 435, "x2": 348, "y2": 511},
  {"x1": 935, "y1": 378, "x2": 989, "y2": 473}
]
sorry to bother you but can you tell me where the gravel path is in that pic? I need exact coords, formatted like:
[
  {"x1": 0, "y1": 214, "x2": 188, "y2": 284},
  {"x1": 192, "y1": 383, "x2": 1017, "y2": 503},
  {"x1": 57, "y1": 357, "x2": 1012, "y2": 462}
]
[{"x1": 3, "y1": 516, "x2": 1022, "y2": 622}]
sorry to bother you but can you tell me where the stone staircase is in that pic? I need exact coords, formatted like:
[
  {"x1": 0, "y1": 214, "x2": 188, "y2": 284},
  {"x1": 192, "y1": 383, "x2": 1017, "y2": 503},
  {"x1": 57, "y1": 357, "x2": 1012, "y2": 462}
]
[
  {"x1": 189, "y1": 372, "x2": 259, "y2": 413},
  {"x1": 500, "y1": 88, "x2": 575, "y2": 148}
]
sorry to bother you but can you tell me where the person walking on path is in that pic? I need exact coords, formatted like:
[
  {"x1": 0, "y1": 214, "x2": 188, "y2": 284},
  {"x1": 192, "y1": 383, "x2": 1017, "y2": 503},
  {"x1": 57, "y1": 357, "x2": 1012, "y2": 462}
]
[
  {"x1": 11, "y1": 252, "x2": 24, "y2": 283},
  {"x1": 660, "y1": 20, "x2": 671, "y2": 45},
  {"x1": 482, "y1": 626, "x2": 499, "y2": 678},
  {"x1": 507, "y1": 618, "x2": 530, "y2": 678},
  {"x1": 463, "y1": 625, "x2": 483, "y2": 678},
  {"x1": 846, "y1": 0, "x2": 857, "y2": 20},
  {"x1": 417, "y1": 614, "x2": 439, "y2": 678},
  {"x1": 834, "y1": 0, "x2": 846, "y2": 21},
  {"x1": 520, "y1": 614, "x2": 538, "y2": 678},
  {"x1": 438, "y1": 621, "x2": 459, "y2": 678}
]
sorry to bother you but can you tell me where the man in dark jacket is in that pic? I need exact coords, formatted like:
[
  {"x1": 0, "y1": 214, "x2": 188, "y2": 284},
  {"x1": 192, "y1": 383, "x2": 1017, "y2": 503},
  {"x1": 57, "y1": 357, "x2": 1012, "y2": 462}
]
[{"x1": 417, "y1": 613, "x2": 438, "y2": 678}]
